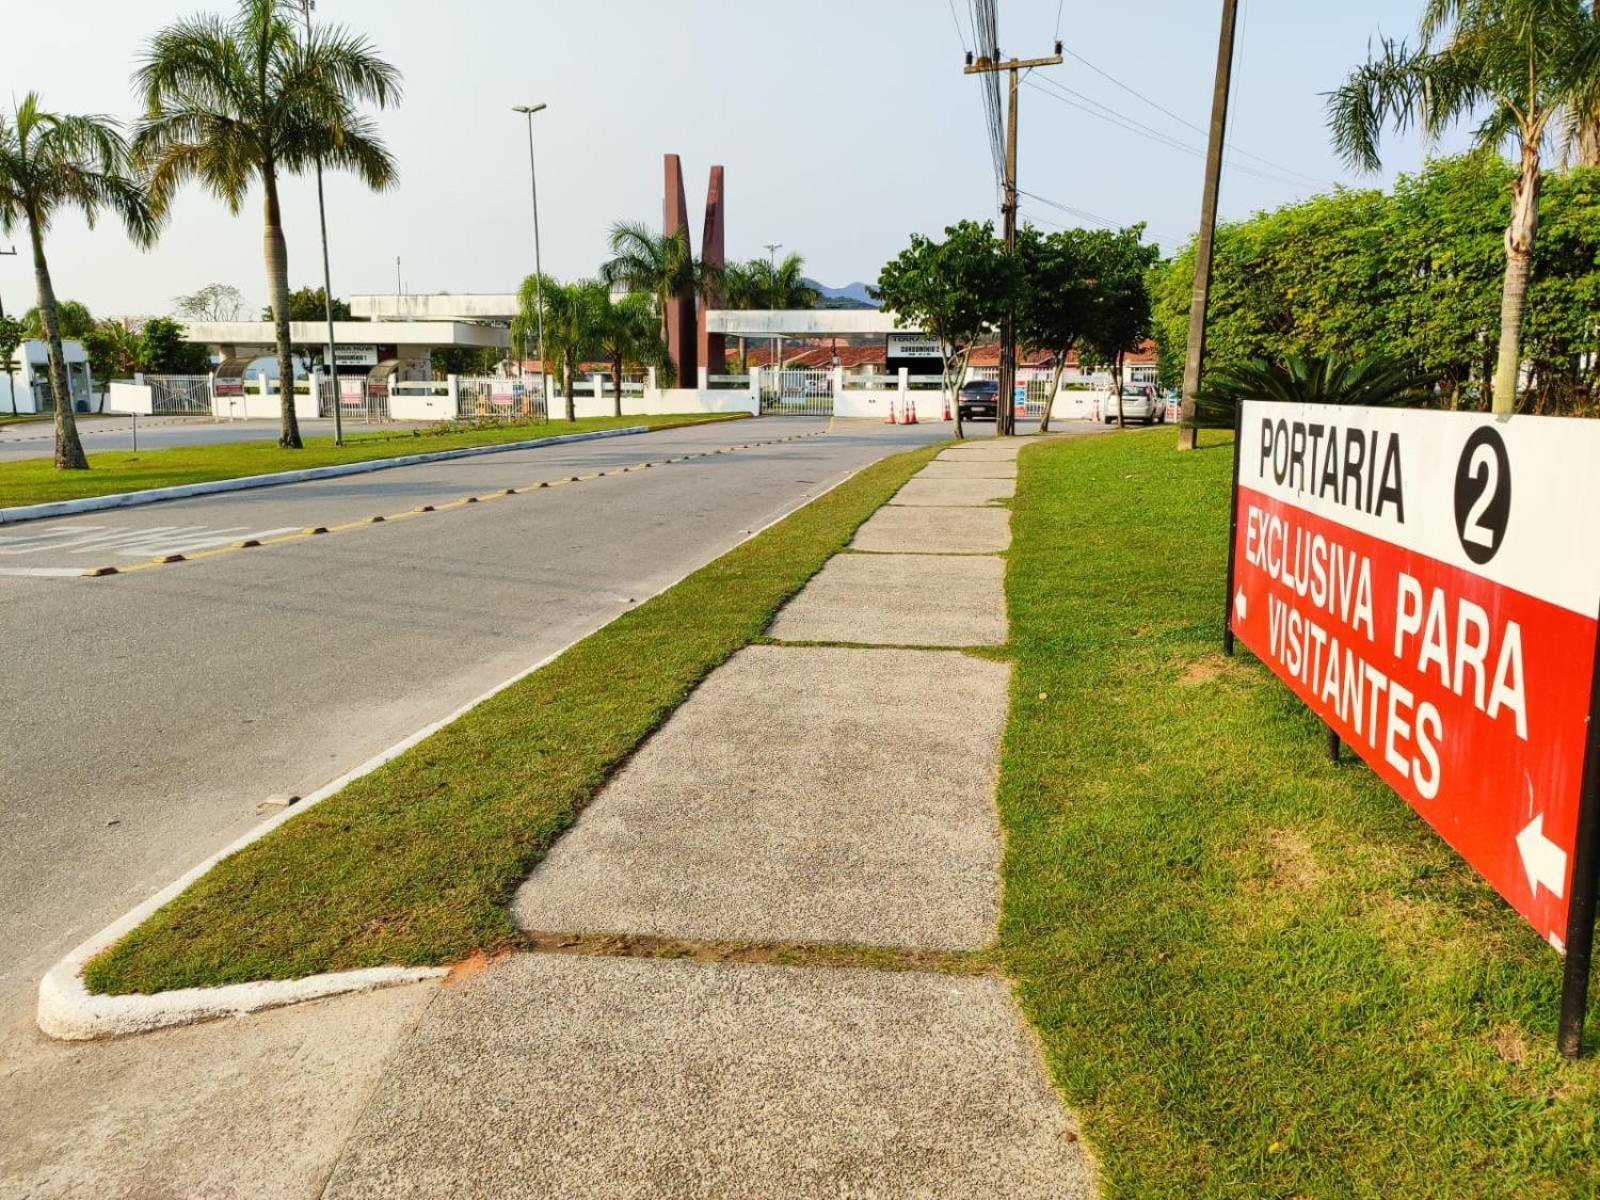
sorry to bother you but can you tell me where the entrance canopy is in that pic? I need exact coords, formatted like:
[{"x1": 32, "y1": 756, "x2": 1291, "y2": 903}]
[{"x1": 703, "y1": 309, "x2": 908, "y2": 338}]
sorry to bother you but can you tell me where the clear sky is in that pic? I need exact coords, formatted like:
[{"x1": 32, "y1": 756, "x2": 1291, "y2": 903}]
[{"x1": 6, "y1": 0, "x2": 1454, "y2": 319}]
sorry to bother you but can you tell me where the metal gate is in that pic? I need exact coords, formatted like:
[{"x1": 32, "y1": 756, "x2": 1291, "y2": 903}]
[
  {"x1": 759, "y1": 369, "x2": 832, "y2": 416},
  {"x1": 319, "y1": 378, "x2": 391, "y2": 422},
  {"x1": 456, "y1": 377, "x2": 544, "y2": 421},
  {"x1": 147, "y1": 374, "x2": 213, "y2": 415}
]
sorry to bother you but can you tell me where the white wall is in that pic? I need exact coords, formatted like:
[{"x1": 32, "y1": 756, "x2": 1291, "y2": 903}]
[{"x1": 389, "y1": 387, "x2": 454, "y2": 422}]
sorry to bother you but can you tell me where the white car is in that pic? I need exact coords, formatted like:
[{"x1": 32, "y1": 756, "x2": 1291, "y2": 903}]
[{"x1": 1103, "y1": 383, "x2": 1165, "y2": 425}]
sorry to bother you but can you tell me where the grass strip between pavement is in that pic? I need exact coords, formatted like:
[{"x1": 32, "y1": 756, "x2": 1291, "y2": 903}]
[
  {"x1": 1000, "y1": 428, "x2": 1598, "y2": 1199},
  {"x1": 0, "y1": 412, "x2": 743, "y2": 509},
  {"x1": 84, "y1": 438, "x2": 944, "y2": 995}
]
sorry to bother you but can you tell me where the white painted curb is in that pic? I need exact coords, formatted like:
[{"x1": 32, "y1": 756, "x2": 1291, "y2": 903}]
[
  {"x1": 38, "y1": 426, "x2": 857, "y2": 1040},
  {"x1": 0, "y1": 425, "x2": 654, "y2": 525}
]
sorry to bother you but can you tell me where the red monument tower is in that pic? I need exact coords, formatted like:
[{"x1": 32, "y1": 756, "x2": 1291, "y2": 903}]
[
  {"x1": 662, "y1": 154, "x2": 697, "y2": 388},
  {"x1": 698, "y1": 165, "x2": 727, "y2": 375}
]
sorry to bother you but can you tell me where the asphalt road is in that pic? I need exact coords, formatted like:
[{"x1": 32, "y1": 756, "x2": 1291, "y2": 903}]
[
  {"x1": 0, "y1": 415, "x2": 410, "y2": 461},
  {"x1": 0, "y1": 415, "x2": 955, "y2": 1022}
]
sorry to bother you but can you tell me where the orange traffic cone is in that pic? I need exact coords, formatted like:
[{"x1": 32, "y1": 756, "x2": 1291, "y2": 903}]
[
  {"x1": 906, "y1": 397, "x2": 919, "y2": 425},
  {"x1": 942, "y1": 392, "x2": 952, "y2": 421},
  {"x1": 886, "y1": 397, "x2": 898, "y2": 425}
]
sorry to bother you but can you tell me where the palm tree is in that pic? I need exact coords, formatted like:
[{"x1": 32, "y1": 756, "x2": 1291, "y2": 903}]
[
  {"x1": 1328, "y1": 0, "x2": 1600, "y2": 413},
  {"x1": 747, "y1": 252, "x2": 819, "y2": 310},
  {"x1": 1193, "y1": 354, "x2": 1439, "y2": 428},
  {"x1": 601, "y1": 222, "x2": 702, "y2": 332},
  {"x1": 0, "y1": 95, "x2": 157, "y2": 470},
  {"x1": 519, "y1": 275, "x2": 601, "y2": 422},
  {"x1": 134, "y1": 0, "x2": 401, "y2": 448},
  {"x1": 593, "y1": 290, "x2": 666, "y2": 417},
  {"x1": 718, "y1": 259, "x2": 759, "y2": 368}
]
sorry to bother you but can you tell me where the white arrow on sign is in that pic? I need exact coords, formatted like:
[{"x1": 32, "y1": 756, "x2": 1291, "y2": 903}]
[
  {"x1": 1516, "y1": 813, "x2": 1567, "y2": 900},
  {"x1": 1234, "y1": 588, "x2": 1247, "y2": 622}
]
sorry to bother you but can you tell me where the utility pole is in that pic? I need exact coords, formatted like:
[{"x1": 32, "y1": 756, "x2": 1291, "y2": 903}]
[
  {"x1": 1177, "y1": 0, "x2": 1238, "y2": 451},
  {"x1": 299, "y1": 0, "x2": 343, "y2": 445},
  {"x1": 966, "y1": 45, "x2": 1062, "y2": 437}
]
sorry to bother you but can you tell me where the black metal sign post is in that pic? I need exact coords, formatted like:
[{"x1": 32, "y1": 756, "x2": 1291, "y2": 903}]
[
  {"x1": 1558, "y1": 623, "x2": 1600, "y2": 1058},
  {"x1": 1221, "y1": 403, "x2": 1245, "y2": 657}
]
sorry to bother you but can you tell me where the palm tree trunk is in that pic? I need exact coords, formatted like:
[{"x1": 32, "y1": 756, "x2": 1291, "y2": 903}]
[
  {"x1": 28, "y1": 217, "x2": 87, "y2": 470},
  {"x1": 612, "y1": 353, "x2": 623, "y2": 418},
  {"x1": 262, "y1": 168, "x2": 303, "y2": 448},
  {"x1": 1492, "y1": 140, "x2": 1542, "y2": 415},
  {"x1": 563, "y1": 356, "x2": 575, "y2": 422}
]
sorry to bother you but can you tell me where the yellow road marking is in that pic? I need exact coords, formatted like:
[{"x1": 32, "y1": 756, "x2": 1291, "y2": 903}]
[{"x1": 78, "y1": 427, "x2": 832, "y2": 580}]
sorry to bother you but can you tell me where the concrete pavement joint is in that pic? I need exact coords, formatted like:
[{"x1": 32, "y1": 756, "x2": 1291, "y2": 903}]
[
  {"x1": 520, "y1": 929, "x2": 994, "y2": 975},
  {"x1": 73, "y1": 428, "x2": 829, "y2": 581}
]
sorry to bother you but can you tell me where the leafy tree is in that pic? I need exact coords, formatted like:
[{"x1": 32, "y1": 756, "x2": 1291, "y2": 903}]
[
  {"x1": 1327, "y1": 0, "x2": 1600, "y2": 412},
  {"x1": 80, "y1": 319, "x2": 141, "y2": 389},
  {"x1": 1076, "y1": 226, "x2": 1159, "y2": 426},
  {"x1": 592, "y1": 290, "x2": 667, "y2": 418},
  {"x1": 135, "y1": 0, "x2": 401, "y2": 449},
  {"x1": 1193, "y1": 354, "x2": 1439, "y2": 428},
  {"x1": 0, "y1": 313, "x2": 24, "y2": 414},
  {"x1": 1148, "y1": 155, "x2": 1600, "y2": 413},
  {"x1": 875, "y1": 220, "x2": 1010, "y2": 439},
  {"x1": 429, "y1": 346, "x2": 501, "y2": 377},
  {"x1": 1016, "y1": 224, "x2": 1098, "y2": 433},
  {"x1": 261, "y1": 284, "x2": 351, "y2": 322},
  {"x1": 137, "y1": 316, "x2": 211, "y2": 373},
  {"x1": 0, "y1": 93, "x2": 157, "y2": 469},
  {"x1": 173, "y1": 281, "x2": 245, "y2": 321},
  {"x1": 22, "y1": 298, "x2": 95, "y2": 339}
]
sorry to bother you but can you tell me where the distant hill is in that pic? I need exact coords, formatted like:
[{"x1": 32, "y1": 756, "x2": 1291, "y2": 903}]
[{"x1": 803, "y1": 278, "x2": 879, "y2": 310}]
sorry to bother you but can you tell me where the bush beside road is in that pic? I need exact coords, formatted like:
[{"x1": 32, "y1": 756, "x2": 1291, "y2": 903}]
[
  {"x1": 999, "y1": 429, "x2": 1597, "y2": 1198},
  {"x1": 0, "y1": 412, "x2": 745, "y2": 509},
  {"x1": 83, "y1": 439, "x2": 944, "y2": 995}
]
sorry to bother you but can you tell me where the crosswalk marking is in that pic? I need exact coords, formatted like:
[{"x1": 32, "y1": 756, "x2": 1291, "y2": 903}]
[{"x1": 0, "y1": 522, "x2": 299, "y2": 559}]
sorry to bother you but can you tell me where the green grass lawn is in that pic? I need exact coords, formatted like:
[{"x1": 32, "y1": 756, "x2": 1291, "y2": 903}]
[
  {"x1": 0, "y1": 412, "x2": 745, "y2": 509},
  {"x1": 84, "y1": 439, "x2": 944, "y2": 995},
  {"x1": 1000, "y1": 428, "x2": 1597, "y2": 1199}
]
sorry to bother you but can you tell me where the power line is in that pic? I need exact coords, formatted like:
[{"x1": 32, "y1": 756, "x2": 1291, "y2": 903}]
[
  {"x1": 969, "y1": 0, "x2": 1007, "y2": 195},
  {"x1": 1023, "y1": 74, "x2": 1315, "y2": 191},
  {"x1": 1016, "y1": 187, "x2": 1181, "y2": 249},
  {"x1": 1057, "y1": 43, "x2": 1331, "y2": 189}
]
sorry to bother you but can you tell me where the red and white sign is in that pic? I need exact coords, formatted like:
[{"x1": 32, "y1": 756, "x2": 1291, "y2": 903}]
[{"x1": 1230, "y1": 401, "x2": 1600, "y2": 949}]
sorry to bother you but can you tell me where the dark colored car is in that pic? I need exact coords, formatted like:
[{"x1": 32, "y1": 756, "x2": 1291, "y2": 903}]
[{"x1": 958, "y1": 379, "x2": 999, "y2": 421}]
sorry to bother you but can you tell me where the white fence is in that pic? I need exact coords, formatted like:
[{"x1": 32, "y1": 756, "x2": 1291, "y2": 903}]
[{"x1": 100, "y1": 363, "x2": 1151, "y2": 428}]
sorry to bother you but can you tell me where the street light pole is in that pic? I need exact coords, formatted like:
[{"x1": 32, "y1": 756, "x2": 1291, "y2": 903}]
[
  {"x1": 299, "y1": 0, "x2": 343, "y2": 445},
  {"x1": 763, "y1": 242, "x2": 781, "y2": 376},
  {"x1": 514, "y1": 104, "x2": 548, "y2": 417}
]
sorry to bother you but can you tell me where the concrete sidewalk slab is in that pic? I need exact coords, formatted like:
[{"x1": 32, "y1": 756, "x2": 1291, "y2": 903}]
[
  {"x1": 918, "y1": 459, "x2": 1019, "y2": 479},
  {"x1": 323, "y1": 954, "x2": 1093, "y2": 1200},
  {"x1": 0, "y1": 982, "x2": 437, "y2": 1200},
  {"x1": 513, "y1": 645, "x2": 1006, "y2": 948},
  {"x1": 891, "y1": 475, "x2": 1016, "y2": 507},
  {"x1": 767, "y1": 552, "x2": 1006, "y2": 646},
  {"x1": 852, "y1": 505, "x2": 1012, "y2": 554},
  {"x1": 937, "y1": 443, "x2": 1022, "y2": 462}
]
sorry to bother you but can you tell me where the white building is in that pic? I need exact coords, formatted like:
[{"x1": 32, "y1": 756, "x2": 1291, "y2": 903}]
[{"x1": 1, "y1": 339, "x2": 95, "y2": 415}]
